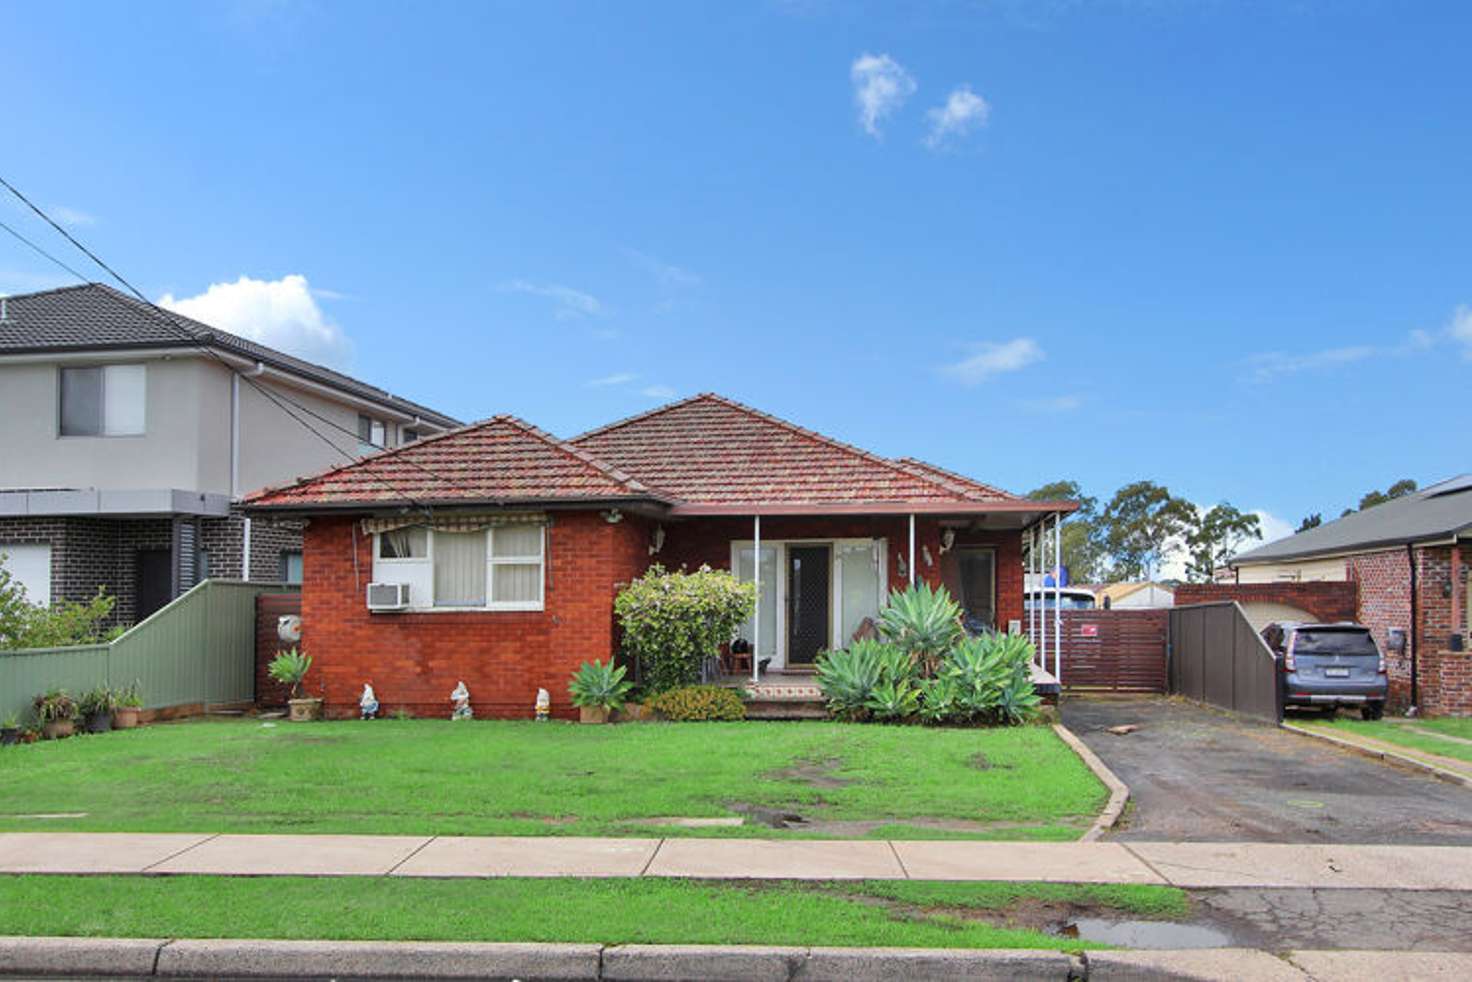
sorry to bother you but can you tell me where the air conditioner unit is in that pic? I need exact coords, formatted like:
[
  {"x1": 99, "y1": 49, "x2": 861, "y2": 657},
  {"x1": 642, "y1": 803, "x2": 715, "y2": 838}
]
[{"x1": 366, "y1": 582, "x2": 411, "y2": 612}]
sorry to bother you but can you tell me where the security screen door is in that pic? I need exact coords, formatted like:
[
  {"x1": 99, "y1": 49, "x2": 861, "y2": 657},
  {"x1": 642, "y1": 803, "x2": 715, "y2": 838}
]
[{"x1": 786, "y1": 545, "x2": 831, "y2": 665}]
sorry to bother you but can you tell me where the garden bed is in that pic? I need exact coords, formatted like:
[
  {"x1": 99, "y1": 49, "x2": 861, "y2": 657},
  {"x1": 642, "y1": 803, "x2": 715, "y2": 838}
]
[{"x1": 0, "y1": 719, "x2": 1105, "y2": 840}]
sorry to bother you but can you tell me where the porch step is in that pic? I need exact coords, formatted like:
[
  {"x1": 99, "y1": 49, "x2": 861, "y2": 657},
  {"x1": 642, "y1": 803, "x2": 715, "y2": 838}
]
[{"x1": 745, "y1": 700, "x2": 829, "y2": 721}]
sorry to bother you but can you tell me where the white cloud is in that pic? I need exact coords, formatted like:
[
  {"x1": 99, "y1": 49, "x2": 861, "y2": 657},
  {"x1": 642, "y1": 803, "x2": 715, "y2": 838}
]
[
  {"x1": 641, "y1": 384, "x2": 676, "y2": 399},
  {"x1": 624, "y1": 249, "x2": 700, "y2": 288},
  {"x1": 588, "y1": 372, "x2": 637, "y2": 387},
  {"x1": 51, "y1": 205, "x2": 96, "y2": 227},
  {"x1": 1450, "y1": 304, "x2": 1472, "y2": 358},
  {"x1": 1020, "y1": 394, "x2": 1082, "y2": 413},
  {"x1": 925, "y1": 85, "x2": 990, "y2": 149},
  {"x1": 159, "y1": 274, "x2": 351, "y2": 368},
  {"x1": 942, "y1": 338, "x2": 1044, "y2": 385},
  {"x1": 498, "y1": 280, "x2": 603, "y2": 319},
  {"x1": 1252, "y1": 509, "x2": 1294, "y2": 546},
  {"x1": 851, "y1": 53, "x2": 916, "y2": 138},
  {"x1": 1244, "y1": 345, "x2": 1379, "y2": 382}
]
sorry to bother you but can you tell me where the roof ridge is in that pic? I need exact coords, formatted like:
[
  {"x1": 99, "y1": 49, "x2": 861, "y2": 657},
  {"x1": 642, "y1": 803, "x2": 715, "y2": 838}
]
[
  {"x1": 492, "y1": 415, "x2": 674, "y2": 499},
  {"x1": 689, "y1": 393, "x2": 978, "y2": 498},
  {"x1": 893, "y1": 456, "x2": 1019, "y2": 501},
  {"x1": 567, "y1": 392, "x2": 708, "y2": 442},
  {"x1": 0, "y1": 282, "x2": 104, "y2": 302}
]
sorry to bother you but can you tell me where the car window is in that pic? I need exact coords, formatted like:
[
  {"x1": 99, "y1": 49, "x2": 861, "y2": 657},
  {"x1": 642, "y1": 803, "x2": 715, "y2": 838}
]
[{"x1": 1293, "y1": 629, "x2": 1377, "y2": 657}]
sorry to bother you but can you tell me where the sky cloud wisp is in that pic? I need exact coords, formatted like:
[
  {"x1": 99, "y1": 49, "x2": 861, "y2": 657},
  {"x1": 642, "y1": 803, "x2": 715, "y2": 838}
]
[
  {"x1": 624, "y1": 248, "x2": 700, "y2": 288},
  {"x1": 641, "y1": 384, "x2": 676, "y2": 399},
  {"x1": 925, "y1": 85, "x2": 990, "y2": 149},
  {"x1": 943, "y1": 337, "x2": 1044, "y2": 385},
  {"x1": 1450, "y1": 304, "x2": 1472, "y2": 358},
  {"x1": 851, "y1": 53, "x2": 916, "y2": 138},
  {"x1": 498, "y1": 279, "x2": 603, "y2": 319},
  {"x1": 50, "y1": 205, "x2": 96, "y2": 227},
  {"x1": 588, "y1": 372, "x2": 637, "y2": 387},
  {"x1": 1243, "y1": 344, "x2": 1379, "y2": 382},
  {"x1": 159, "y1": 274, "x2": 352, "y2": 368},
  {"x1": 1020, "y1": 394, "x2": 1082, "y2": 413}
]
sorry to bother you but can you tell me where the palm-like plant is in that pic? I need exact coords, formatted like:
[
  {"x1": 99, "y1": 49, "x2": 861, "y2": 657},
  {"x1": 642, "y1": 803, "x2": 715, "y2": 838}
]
[
  {"x1": 864, "y1": 678, "x2": 920, "y2": 721},
  {"x1": 877, "y1": 583, "x2": 964, "y2": 677},
  {"x1": 568, "y1": 659, "x2": 634, "y2": 711},
  {"x1": 814, "y1": 639, "x2": 889, "y2": 720},
  {"x1": 268, "y1": 648, "x2": 313, "y2": 699}
]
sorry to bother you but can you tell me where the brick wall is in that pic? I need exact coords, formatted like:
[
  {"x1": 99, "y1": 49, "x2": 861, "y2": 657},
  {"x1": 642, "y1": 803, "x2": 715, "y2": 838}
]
[
  {"x1": 1347, "y1": 548, "x2": 1414, "y2": 705},
  {"x1": 1175, "y1": 581, "x2": 1357, "y2": 624},
  {"x1": 198, "y1": 513, "x2": 304, "y2": 582},
  {"x1": 298, "y1": 511, "x2": 648, "y2": 719},
  {"x1": 256, "y1": 591, "x2": 304, "y2": 707}
]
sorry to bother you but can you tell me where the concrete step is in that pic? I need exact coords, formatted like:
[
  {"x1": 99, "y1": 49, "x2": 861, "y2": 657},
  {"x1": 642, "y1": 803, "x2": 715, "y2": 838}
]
[{"x1": 745, "y1": 701, "x2": 828, "y2": 720}]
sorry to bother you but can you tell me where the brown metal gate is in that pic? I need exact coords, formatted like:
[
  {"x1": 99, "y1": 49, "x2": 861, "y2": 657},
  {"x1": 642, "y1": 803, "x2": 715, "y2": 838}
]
[
  {"x1": 1059, "y1": 609, "x2": 1169, "y2": 692},
  {"x1": 1169, "y1": 602, "x2": 1283, "y2": 722}
]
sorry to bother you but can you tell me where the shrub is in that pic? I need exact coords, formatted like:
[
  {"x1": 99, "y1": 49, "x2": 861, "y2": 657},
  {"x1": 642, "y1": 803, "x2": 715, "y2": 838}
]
[
  {"x1": 78, "y1": 687, "x2": 117, "y2": 718},
  {"x1": 116, "y1": 681, "x2": 144, "y2": 709},
  {"x1": 568, "y1": 659, "x2": 634, "y2": 711},
  {"x1": 648, "y1": 684, "x2": 746, "y2": 722},
  {"x1": 615, "y1": 565, "x2": 756, "y2": 694},
  {"x1": 877, "y1": 582, "x2": 964, "y2": 677},
  {"x1": 0, "y1": 577, "x2": 122, "y2": 651},
  {"x1": 33, "y1": 689, "x2": 77, "y2": 724},
  {"x1": 268, "y1": 648, "x2": 313, "y2": 699}
]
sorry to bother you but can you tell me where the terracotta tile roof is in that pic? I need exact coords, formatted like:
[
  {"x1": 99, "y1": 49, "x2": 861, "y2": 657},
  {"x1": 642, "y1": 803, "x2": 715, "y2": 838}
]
[
  {"x1": 570, "y1": 393, "x2": 1019, "y2": 507},
  {"x1": 891, "y1": 457, "x2": 1022, "y2": 502},
  {"x1": 245, "y1": 416, "x2": 663, "y2": 508}
]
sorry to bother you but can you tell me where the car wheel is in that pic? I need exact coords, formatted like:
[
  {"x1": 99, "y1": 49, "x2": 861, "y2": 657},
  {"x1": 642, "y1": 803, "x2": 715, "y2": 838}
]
[
  {"x1": 1362, "y1": 702, "x2": 1385, "y2": 721},
  {"x1": 1319, "y1": 705, "x2": 1338, "y2": 719}
]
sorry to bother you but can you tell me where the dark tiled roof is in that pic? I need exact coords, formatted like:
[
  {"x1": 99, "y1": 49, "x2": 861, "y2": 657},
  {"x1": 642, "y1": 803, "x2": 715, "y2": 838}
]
[
  {"x1": 1233, "y1": 475, "x2": 1472, "y2": 564},
  {"x1": 245, "y1": 415, "x2": 665, "y2": 508},
  {"x1": 0, "y1": 283, "x2": 458, "y2": 427},
  {"x1": 570, "y1": 393, "x2": 1022, "y2": 506}
]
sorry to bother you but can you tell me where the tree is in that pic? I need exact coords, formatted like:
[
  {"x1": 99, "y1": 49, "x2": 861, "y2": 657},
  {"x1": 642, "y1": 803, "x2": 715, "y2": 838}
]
[
  {"x1": 1341, "y1": 479, "x2": 1418, "y2": 517},
  {"x1": 1296, "y1": 514, "x2": 1322, "y2": 532},
  {"x1": 1184, "y1": 503, "x2": 1263, "y2": 583},
  {"x1": 0, "y1": 554, "x2": 32, "y2": 649},
  {"x1": 1026, "y1": 480, "x2": 1106, "y2": 583},
  {"x1": 1099, "y1": 481, "x2": 1195, "y2": 582}
]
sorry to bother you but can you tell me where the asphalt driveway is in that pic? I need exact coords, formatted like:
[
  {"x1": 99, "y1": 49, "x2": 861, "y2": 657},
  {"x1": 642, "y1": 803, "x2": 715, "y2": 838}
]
[{"x1": 1060, "y1": 696, "x2": 1472, "y2": 844}]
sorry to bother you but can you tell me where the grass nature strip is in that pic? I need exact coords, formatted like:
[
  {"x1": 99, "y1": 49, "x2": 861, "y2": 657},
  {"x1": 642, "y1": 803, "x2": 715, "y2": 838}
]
[
  {"x1": 0, "y1": 719, "x2": 1104, "y2": 839},
  {"x1": 1318, "y1": 718, "x2": 1472, "y2": 766},
  {"x1": 0, "y1": 876, "x2": 1186, "y2": 950}
]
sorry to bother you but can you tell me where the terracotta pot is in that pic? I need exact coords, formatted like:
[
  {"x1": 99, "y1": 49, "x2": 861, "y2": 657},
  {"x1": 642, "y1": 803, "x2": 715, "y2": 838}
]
[
  {"x1": 113, "y1": 707, "x2": 141, "y2": 730},
  {"x1": 21, "y1": 731, "x2": 38, "y2": 744},
  {"x1": 288, "y1": 698, "x2": 324, "y2": 722},
  {"x1": 613, "y1": 702, "x2": 651, "y2": 723},
  {"x1": 42, "y1": 719, "x2": 75, "y2": 740},
  {"x1": 579, "y1": 705, "x2": 610, "y2": 725}
]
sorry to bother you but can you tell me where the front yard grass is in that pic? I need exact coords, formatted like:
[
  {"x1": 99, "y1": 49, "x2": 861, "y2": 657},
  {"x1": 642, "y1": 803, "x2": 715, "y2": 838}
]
[
  {"x1": 0, "y1": 875, "x2": 1186, "y2": 950},
  {"x1": 1315, "y1": 717, "x2": 1472, "y2": 766},
  {"x1": 0, "y1": 719, "x2": 1103, "y2": 839}
]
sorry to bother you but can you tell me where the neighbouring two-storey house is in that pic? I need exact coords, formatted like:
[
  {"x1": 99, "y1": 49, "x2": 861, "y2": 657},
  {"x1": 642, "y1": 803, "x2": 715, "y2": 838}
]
[{"x1": 0, "y1": 283, "x2": 458, "y2": 625}]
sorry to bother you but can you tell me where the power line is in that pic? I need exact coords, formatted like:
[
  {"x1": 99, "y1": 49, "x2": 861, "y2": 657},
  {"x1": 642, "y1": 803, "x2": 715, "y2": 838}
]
[{"x1": 0, "y1": 176, "x2": 465, "y2": 509}]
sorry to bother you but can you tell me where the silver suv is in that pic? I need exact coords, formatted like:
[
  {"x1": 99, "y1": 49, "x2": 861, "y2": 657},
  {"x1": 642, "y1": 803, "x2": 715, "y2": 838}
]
[{"x1": 1260, "y1": 622, "x2": 1388, "y2": 720}]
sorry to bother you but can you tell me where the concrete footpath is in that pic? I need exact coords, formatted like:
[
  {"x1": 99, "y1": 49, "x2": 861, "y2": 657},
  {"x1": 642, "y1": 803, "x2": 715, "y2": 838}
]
[
  {"x1": 2, "y1": 936, "x2": 1471, "y2": 981},
  {"x1": 4, "y1": 832, "x2": 1472, "y2": 889}
]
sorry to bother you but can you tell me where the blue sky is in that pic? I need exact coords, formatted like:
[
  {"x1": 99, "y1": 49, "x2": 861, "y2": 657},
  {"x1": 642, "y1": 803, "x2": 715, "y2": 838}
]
[{"x1": 4, "y1": 0, "x2": 1471, "y2": 543}]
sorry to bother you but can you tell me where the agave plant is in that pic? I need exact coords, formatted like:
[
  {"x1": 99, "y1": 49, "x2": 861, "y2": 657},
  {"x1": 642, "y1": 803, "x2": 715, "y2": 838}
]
[
  {"x1": 864, "y1": 678, "x2": 920, "y2": 721},
  {"x1": 814, "y1": 640, "x2": 887, "y2": 720},
  {"x1": 567, "y1": 659, "x2": 634, "y2": 711},
  {"x1": 995, "y1": 667, "x2": 1042, "y2": 725},
  {"x1": 916, "y1": 675, "x2": 960, "y2": 723},
  {"x1": 877, "y1": 583, "x2": 964, "y2": 677}
]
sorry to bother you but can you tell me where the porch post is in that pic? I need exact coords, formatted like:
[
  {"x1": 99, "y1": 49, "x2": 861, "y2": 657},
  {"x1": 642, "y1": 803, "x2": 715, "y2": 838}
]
[
  {"x1": 908, "y1": 513, "x2": 916, "y2": 587},
  {"x1": 752, "y1": 514, "x2": 762, "y2": 683},
  {"x1": 1038, "y1": 521, "x2": 1047, "y2": 676},
  {"x1": 1026, "y1": 523, "x2": 1036, "y2": 654},
  {"x1": 1053, "y1": 511, "x2": 1063, "y2": 684}
]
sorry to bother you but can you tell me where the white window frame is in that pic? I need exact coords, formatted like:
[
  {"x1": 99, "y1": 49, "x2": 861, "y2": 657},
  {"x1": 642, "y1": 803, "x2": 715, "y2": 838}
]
[
  {"x1": 729, "y1": 537, "x2": 887, "y2": 669},
  {"x1": 371, "y1": 525, "x2": 546, "y2": 612},
  {"x1": 58, "y1": 363, "x2": 147, "y2": 437}
]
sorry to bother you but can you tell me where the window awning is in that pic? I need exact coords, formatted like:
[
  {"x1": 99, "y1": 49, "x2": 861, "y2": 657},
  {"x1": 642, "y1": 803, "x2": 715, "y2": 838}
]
[{"x1": 360, "y1": 512, "x2": 546, "y2": 536}]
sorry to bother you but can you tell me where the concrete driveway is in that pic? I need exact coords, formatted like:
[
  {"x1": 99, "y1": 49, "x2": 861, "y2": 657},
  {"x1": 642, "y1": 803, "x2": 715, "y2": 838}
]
[{"x1": 1060, "y1": 696, "x2": 1472, "y2": 844}]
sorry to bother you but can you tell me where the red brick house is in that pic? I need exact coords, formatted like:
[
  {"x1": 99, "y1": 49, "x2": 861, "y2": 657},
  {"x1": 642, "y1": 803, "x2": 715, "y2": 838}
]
[
  {"x1": 244, "y1": 394, "x2": 1075, "y2": 718},
  {"x1": 1229, "y1": 475, "x2": 1472, "y2": 715}
]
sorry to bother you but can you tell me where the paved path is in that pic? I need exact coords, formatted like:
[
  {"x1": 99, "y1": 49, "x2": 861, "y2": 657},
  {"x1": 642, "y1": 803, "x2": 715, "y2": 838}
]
[
  {"x1": 1060, "y1": 696, "x2": 1472, "y2": 843},
  {"x1": 5, "y1": 832, "x2": 1472, "y2": 889}
]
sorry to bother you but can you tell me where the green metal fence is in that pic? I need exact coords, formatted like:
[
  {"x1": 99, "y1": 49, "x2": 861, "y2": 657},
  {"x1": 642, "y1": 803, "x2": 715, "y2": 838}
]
[{"x1": 0, "y1": 579, "x2": 293, "y2": 724}]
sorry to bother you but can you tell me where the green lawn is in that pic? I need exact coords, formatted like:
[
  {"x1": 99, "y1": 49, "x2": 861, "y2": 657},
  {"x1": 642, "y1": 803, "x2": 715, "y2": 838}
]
[
  {"x1": 0, "y1": 876, "x2": 1186, "y2": 950},
  {"x1": 0, "y1": 719, "x2": 1104, "y2": 839},
  {"x1": 1317, "y1": 717, "x2": 1472, "y2": 765}
]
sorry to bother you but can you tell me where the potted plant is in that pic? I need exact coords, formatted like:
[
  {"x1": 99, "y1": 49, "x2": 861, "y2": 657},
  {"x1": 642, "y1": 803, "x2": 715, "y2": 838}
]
[
  {"x1": 79, "y1": 687, "x2": 117, "y2": 733},
  {"x1": 1, "y1": 714, "x2": 19, "y2": 746},
  {"x1": 269, "y1": 648, "x2": 322, "y2": 721},
  {"x1": 20, "y1": 725, "x2": 40, "y2": 745},
  {"x1": 34, "y1": 689, "x2": 78, "y2": 740},
  {"x1": 568, "y1": 659, "x2": 633, "y2": 724},
  {"x1": 114, "y1": 681, "x2": 143, "y2": 730}
]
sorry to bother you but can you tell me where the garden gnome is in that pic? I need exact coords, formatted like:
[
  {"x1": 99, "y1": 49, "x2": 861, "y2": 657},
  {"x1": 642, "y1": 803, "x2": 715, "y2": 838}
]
[
  {"x1": 450, "y1": 681, "x2": 473, "y2": 720},
  {"x1": 535, "y1": 687, "x2": 551, "y2": 721},
  {"x1": 359, "y1": 683, "x2": 379, "y2": 720}
]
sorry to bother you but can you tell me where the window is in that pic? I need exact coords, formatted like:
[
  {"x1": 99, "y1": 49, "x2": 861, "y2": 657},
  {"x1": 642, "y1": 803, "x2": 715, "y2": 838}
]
[
  {"x1": 279, "y1": 550, "x2": 303, "y2": 585},
  {"x1": 402, "y1": 428, "x2": 420, "y2": 444},
  {"x1": 60, "y1": 364, "x2": 146, "y2": 436},
  {"x1": 370, "y1": 524, "x2": 545, "y2": 610},
  {"x1": 357, "y1": 414, "x2": 387, "y2": 454},
  {"x1": 197, "y1": 549, "x2": 211, "y2": 581}
]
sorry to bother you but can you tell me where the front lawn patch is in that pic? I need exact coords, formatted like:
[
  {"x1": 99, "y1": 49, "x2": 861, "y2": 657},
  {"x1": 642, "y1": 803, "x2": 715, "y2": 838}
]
[
  {"x1": 0, "y1": 875, "x2": 1186, "y2": 949},
  {"x1": 1315, "y1": 718, "x2": 1472, "y2": 766},
  {"x1": 0, "y1": 719, "x2": 1104, "y2": 839}
]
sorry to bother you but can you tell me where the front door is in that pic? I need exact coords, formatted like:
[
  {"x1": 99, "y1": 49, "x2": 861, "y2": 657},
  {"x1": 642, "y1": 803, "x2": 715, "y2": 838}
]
[
  {"x1": 786, "y1": 545, "x2": 831, "y2": 666},
  {"x1": 135, "y1": 548, "x2": 172, "y2": 621}
]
